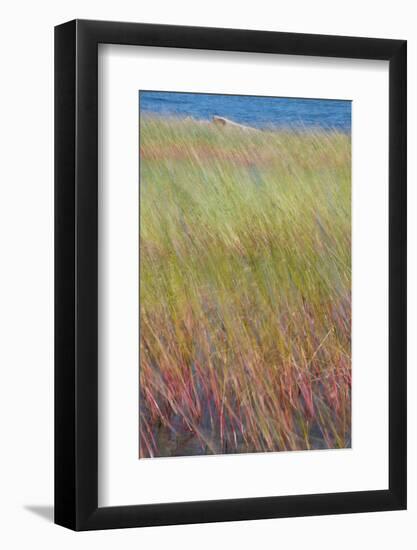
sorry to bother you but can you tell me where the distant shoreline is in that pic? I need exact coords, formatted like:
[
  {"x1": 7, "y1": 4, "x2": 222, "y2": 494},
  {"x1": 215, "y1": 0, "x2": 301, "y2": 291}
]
[
  {"x1": 140, "y1": 112, "x2": 351, "y2": 135},
  {"x1": 139, "y1": 91, "x2": 351, "y2": 133}
]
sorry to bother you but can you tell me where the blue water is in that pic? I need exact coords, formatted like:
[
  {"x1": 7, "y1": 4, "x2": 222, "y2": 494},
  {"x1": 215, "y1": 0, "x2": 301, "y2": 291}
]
[{"x1": 140, "y1": 91, "x2": 351, "y2": 132}]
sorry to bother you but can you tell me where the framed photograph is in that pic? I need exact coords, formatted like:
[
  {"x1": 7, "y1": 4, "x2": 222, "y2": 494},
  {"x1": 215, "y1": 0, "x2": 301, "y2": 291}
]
[{"x1": 55, "y1": 19, "x2": 406, "y2": 530}]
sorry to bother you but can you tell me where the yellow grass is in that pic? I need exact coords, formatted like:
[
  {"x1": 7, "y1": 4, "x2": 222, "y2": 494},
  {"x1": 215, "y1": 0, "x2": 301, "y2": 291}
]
[{"x1": 139, "y1": 116, "x2": 351, "y2": 457}]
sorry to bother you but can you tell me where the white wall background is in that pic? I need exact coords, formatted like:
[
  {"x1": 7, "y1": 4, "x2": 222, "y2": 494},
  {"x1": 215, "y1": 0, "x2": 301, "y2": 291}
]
[{"x1": 0, "y1": 1, "x2": 414, "y2": 548}]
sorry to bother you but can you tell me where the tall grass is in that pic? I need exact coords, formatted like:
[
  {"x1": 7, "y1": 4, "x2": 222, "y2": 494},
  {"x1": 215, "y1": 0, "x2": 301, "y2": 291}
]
[{"x1": 139, "y1": 116, "x2": 351, "y2": 458}]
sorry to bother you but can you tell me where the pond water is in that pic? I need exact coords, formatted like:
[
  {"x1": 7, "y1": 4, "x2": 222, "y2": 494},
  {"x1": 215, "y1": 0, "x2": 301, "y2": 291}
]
[{"x1": 140, "y1": 91, "x2": 351, "y2": 132}]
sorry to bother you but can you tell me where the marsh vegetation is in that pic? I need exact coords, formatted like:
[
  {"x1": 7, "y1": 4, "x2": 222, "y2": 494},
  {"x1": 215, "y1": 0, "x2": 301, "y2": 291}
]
[{"x1": 139, "y1": 116, "x2": 351, "y2": 458}]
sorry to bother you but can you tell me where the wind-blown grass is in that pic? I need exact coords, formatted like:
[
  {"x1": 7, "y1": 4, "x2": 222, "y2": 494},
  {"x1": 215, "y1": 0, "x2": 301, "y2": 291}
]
[{"x1": 139, "y1": 116, "x2": 351, "y2": 458}]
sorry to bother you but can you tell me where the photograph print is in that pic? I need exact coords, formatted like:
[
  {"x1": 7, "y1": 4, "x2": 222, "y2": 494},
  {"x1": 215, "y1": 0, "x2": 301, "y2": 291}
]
[{"x1": 139, "y1": 91, "x2": 352, "y2": 459}]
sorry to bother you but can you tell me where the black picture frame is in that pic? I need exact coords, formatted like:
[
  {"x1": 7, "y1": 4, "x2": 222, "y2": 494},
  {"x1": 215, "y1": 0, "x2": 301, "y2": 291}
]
[{"x1": 55, "y1": 19, "x2": 407, "y2": 531}]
